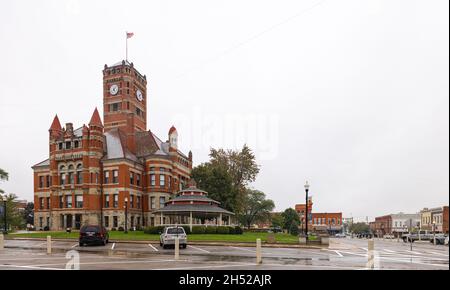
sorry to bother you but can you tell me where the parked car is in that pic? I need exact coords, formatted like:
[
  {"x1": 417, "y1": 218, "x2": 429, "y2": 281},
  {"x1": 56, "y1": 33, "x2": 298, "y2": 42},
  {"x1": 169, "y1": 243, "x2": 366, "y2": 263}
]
[
  {"x1": 356, "y1": 232, "x2": 373, "y2": 239},
  {"x1": 79, "y1": 225, "x2": 109, "y2": 246},
  {"x1": 160, "y1": 226, "x2": 187, "y2": 249},
  {"x1": 402, "y1": 232, "x2": 433, "y2": 243},
  {"x1": 383, "y1": 234, "x2": 395, "y2": 239},
  {"x1": 335, "y1": 233, "x2": 346, "y2": 238},
  {"x1": 430, "y1": 234, "x2": 446, "y2": 245}
]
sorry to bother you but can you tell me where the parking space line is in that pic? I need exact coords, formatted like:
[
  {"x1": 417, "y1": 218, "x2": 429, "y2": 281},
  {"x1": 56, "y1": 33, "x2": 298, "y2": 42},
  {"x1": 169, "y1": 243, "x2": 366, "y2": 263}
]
[
  {"x1": 360, "y1": 247, "x2": 368, "y2": 252},
  {"x1": 404, "y1": 250, "x2": 422, "y2": 255},
  {"x1": 333, "y1": 250, "x2": 344, "y2": 257},
  {"x1": 71, "y1": 243, "x2": 78, "y2": 248},
  {"x1": 188, "y1": 245, "x2": 210, "y2": 253},
  {"x1": 229, "y1": 246, "x2": 255, "y2": 253},
  {"x1": 383, "y1": 249, "x2": 396, "y2": 253},
  {"x1": 111, "y1": 243, "x2": 116, "y2": 250},
  {"x1": 0, "y1": 264, "x2": 64, "y2": 270},
  {"x1": 148, "y1": 244, "x2": 159, "y2": 252}
]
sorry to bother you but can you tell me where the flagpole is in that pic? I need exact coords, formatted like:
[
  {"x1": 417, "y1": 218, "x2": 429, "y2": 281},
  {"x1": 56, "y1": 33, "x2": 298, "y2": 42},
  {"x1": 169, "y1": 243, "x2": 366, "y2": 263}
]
[{"x1": 126, "y1": 32, "x2": 128, "y2": 61}]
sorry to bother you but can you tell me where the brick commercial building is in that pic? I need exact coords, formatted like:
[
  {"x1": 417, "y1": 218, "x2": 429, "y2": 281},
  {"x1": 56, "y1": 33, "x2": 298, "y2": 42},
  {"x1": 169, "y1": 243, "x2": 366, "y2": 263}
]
[
  {"x1": 295, "y1": 198, "x2": 342, "y2": 235},
  {"x1": 372, "y1": 213, "x2": 420, "y2": 237},
  {"x1": 420, "y1": 206, "x2": 449, "y2": 234},
  {"x1": 372, "y1": 215, "x2": 392, "y2": 237},
  {"x1": 32, "y1": 60, "x2": 192, "y2": 231}
]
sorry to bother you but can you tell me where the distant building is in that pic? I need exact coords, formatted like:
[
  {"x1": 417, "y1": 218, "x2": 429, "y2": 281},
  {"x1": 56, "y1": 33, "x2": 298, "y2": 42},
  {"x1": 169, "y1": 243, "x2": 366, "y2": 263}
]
[
  {"x1": 420, "y1": 206, "x2": 449, "y2": 234},
  {"x1": 372, "y1": 213, "x2": 420, "y2": 237},
  {"x1": 295, "y1": 198, "x2": 342, "y2": 234}
]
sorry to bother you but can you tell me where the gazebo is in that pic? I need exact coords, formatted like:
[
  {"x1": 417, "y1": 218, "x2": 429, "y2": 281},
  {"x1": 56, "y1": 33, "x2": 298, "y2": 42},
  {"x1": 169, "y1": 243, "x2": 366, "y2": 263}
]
[{"x1": 153, "y1": 180, "x2": 235, "y2": 230}]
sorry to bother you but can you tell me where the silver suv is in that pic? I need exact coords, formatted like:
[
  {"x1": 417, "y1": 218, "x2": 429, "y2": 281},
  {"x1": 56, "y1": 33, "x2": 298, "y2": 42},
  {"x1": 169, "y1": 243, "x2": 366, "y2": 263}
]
[{"x1": 160, "y1": 226, "x2": 187, "y2": 249}]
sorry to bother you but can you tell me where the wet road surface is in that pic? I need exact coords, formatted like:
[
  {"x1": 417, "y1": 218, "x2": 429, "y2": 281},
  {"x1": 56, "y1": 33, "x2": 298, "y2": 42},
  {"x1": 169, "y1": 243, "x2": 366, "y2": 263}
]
[{"x1": 0, "y1": 237, "x2": 448, "y2": 270}]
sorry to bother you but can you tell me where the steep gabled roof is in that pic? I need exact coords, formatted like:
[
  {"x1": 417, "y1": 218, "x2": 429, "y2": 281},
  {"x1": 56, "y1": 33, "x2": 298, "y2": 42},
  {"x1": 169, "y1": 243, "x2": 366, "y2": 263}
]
[
  {"x1": 49, "y1": 114, "x2": 62, "y2": 131},
  {"x1": 89, "y1": 107, "x2": 103, "y2": 127}
]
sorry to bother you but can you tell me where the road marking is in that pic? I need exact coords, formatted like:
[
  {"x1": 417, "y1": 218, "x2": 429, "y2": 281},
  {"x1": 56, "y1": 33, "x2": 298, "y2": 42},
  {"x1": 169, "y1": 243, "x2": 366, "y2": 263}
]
[
  {"x1": 321, "y1": 249, "x2": 344, "y2": 257},
  {"x1": 404, "y1": 250, "x2": 422, "y2": 255},
  {"x1": 111, "y1": 243, "x2": 115, "y2": 250},
  {"x1": 229, "y1": 246, "x2": 255, "y2": 253},
  {"x1": 71, "y1": 243, "x2": 78, "y2": 248},
  {"x1": 188, "y1": 245, "x2": 210, "y2": 253},
  {"x1": 426, "y1": 251, "x2": 449, "y2": 257},
  {"x1": 25, "y1": 259, "x2": 186, "y2": 268},
  {"x1": 333, "y1": 250, "x2": 344, "y2": 257},
  {"x1": 383, "y1": 249, "x2": 396, "y2": 253},
  {"x1": 0, "y1": 264, "x2": 64, "y2": 270},
  {"x1": 36, "y1": 242, "x2": 47, "y2": 247},
  {"x1": 360, "y1": 247, "x2": 368, "y2": 252},
  {"x1": 148, "y1": 244, "x2": 158, "y2": 252}
]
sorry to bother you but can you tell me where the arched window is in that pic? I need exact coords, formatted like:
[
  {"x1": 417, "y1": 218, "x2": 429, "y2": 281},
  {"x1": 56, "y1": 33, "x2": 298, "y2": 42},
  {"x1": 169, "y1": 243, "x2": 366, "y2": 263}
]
[
  {"x1": 68, "y1": 165, "x2": 74, "y2": 184},
  {"x1": 76, "y1": 164, "x2": 83, "y2": 184},
  {"x1": 59, "y1": 165, "x2": 66, "y2": 185}
]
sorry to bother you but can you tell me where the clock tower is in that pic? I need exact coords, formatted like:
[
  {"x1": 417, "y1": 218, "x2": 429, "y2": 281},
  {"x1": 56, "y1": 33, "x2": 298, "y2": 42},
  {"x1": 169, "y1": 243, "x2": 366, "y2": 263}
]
[{"x1": 102, "y1": 60, "x2": 147, "y2": 153}]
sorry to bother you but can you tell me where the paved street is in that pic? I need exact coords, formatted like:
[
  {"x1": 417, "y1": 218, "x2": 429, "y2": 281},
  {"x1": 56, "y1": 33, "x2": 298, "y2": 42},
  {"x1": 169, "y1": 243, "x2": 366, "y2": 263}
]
[{"x1": 0, "y1": 238, "x2": 448, "y2": 270}]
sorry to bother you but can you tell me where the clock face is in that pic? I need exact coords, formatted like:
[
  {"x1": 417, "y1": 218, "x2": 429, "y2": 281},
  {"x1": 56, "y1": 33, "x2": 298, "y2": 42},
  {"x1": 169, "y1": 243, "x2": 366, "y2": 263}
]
[
  {"x1": 110, "y1": 84, "x2": 119, "y2": 95},
  {"x1": 136, "y1": 89, "x2": 143, "y2": 101}
]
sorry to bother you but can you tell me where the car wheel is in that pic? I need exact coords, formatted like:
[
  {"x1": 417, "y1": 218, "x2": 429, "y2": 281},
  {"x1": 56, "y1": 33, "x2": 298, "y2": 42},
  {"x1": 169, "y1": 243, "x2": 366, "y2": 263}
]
[
  {"x1": 79, "y1": 242, "x2": 83, "y2": 247},
  {"x1": 182, "y1": 244, "x2": 187, "y2": 249},
  {"x1": 162, "y1": 244, "x2": 167, "y2": 249}
]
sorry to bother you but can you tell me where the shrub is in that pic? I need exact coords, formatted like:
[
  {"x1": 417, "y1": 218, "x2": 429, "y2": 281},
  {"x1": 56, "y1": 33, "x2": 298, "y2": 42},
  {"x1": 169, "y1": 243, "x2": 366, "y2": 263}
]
[
  {"x1": 111, "y1": 227, "x2": 117, "y2": 231},
  {"x1": 191, "y1": 226, "x2": 206, "y2": 234},
  {"x1": 234, "y1": 226, "x2": 243, "y2": 235},
  {"x1": 118, "y1": 226, "x2": 124, "y2": 231},
  {"x1": 205, "y1": 226, "x2": 217, "y2": 234},
  {"x1": 217, "y1": 227, "x2": 230, "y2": 234},
  {"x1": 143, "y1": 226, "x2": 165, "y2": 234},
  {"x1": 181, "y1": 226, "x2": 191, "y2": 235},
  {"x1": 289, "y1": 224, "x2": 299, "y2": 236},
  {"x1": 228, "y1": 226, "x2": 236, "y2": 234}
]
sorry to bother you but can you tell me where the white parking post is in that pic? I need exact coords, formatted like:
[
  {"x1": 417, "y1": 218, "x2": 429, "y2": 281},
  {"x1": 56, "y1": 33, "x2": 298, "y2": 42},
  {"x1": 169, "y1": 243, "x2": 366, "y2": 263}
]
[
  {"x1": 256, "y1": 238, "x2": 262, "y2": 264},
  {"x1": 367, "y1": 239, "x2": 374, "y2": 269},
  {"x1": 174, "y1": 237, "x2": 179, "y2": 260},
  {"x1": 0, "y1": 233, "x2": 4, "y2": 250},
  {"x1": 47, "y1": 235, "x2": 52, "y2": 254}
]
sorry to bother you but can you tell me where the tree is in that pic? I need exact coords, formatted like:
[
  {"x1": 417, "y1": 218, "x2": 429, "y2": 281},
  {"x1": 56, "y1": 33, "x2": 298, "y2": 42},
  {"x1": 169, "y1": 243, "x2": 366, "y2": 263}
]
[
  {"x1": 0, "y1": 168, "x2": 8, "y2": 194},
  {"x1": 23, "y1": 202, "x2": 34, "y2": 225},
  {"x1": 238, "y1": 189, "x2": 275, "y2": 229},
  {"x1": 191, "y1": 163, "x2": 237, "y2": 212},
  {"x1": 0, "y1": 193, "x2": 25, "y2": 230},
  {"x1": 349, "y1": 222, "x2": 370, "y2": 234},
  {"x1": 208, "y1": 145, "x2": 260, "y2": 212},
  {"x1": 281, "y1": 208, "x2": 300, "y2": 235},
  {"x1": 270, "y1": 212, "x2": 284, "y2": 229}
]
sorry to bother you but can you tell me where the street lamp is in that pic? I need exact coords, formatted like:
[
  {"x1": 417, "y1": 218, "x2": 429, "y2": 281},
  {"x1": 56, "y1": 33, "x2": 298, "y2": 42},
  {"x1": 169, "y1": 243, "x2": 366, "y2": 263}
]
[
  {"x1": 1, "y1": 194, "x2": 7, "y2": 234},
  {"x1": 304, "y1": 181, "x2": 310, "y2": 240},
  {"x1": 432, "y1": 221, "x2": 436, "y2": 245},
  {"x1": 124, "y1": 197, "x2": 128, "y2": 234}
]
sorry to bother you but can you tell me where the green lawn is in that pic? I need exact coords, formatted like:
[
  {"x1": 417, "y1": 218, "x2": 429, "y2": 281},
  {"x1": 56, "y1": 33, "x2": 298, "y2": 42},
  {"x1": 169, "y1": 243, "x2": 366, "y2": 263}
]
[{"x1": 9, "y1": 231, "x2": 299, "y2": 244}]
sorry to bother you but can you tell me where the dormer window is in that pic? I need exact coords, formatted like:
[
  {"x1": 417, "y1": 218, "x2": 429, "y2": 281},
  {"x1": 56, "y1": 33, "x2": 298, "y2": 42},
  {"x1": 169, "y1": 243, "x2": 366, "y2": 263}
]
[
  {"x1": 74, "y1": 140, "x2": 79, "y2": 148},
  {"x1": 65, "y1": 141, "x2": 71, "y2": 149},
  {"x1": 58, "y1": 142, "x2": 63, "y2": 150}
]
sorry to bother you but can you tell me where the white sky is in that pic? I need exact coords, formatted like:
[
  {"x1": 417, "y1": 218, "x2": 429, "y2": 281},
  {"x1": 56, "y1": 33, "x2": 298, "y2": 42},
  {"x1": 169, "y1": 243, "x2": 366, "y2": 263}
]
[{"x1": 0, "y1": 0, "x2": 448, "y2": 221}]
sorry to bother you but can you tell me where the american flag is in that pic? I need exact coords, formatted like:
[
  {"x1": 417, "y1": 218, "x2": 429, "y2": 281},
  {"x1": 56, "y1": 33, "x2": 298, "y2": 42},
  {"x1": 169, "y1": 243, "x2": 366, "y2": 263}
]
[{"x1": 126, "y1": 32, "x2": 134, "y2": 39}]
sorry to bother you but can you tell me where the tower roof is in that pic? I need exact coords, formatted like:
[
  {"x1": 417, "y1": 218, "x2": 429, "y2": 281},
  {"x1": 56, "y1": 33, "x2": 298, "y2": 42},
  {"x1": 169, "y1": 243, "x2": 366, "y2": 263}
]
[
  {"x1": 49, "y1": 114, "x2": 62, "y2": 131},
  {"x1": 169, "y1": 125, "x2": 177, "y2": 135},
  {"x1": 89, "y1": 107, "x2": 103, "y2": 127}
]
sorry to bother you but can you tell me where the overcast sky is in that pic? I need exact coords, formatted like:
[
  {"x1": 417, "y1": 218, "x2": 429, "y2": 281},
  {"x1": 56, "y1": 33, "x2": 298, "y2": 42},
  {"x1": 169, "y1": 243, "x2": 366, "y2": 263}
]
[{"x1": 0, "y1": 0, "x2": 448, "y2": 221}]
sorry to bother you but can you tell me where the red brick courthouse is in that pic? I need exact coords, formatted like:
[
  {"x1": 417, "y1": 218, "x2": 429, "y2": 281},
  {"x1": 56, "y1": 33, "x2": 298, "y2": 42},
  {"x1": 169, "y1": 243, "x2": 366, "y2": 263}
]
[{"x1": 32, "y1": 60, "x2": 193, "y2": 230}]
